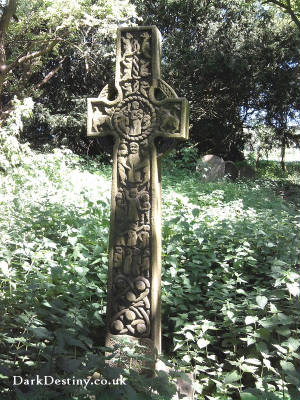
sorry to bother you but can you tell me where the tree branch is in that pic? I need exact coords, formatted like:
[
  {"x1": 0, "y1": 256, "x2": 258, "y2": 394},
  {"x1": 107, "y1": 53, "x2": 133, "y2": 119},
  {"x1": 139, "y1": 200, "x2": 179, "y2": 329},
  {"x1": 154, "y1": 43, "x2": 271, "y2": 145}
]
[
  {"x1": 263, "y1": 0, "x2": 300, "y2": 30},
  {"x1": 0, "y1": 38, "x2": 60, "y2": 93},
  {"x1": 36, "y1": 56, "x2": 67, "y2": 88}
]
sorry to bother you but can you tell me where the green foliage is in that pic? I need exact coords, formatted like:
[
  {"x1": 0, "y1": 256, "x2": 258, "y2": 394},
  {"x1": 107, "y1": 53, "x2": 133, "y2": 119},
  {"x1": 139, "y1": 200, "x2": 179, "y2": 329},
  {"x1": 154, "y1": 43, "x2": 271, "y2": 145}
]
[
  {"x1": 133, "y1": 0, "x2": 300, "y2": 160},
  {"x1": 160, "y1": 163, "x2": 299, "y2": 398},
  {"x1": 256, "y1": 160, "x2": 300, "y2": 183},
  {"x1": 1, "y1": 111, "x2": 299, "y2": 398},
  {"x1": 0, "y1": 97, "x2": 34, "y2": 172},
  {"x1": 2, "y1": 0, "x2": 138, "y2": 155},
  {"x1": 0, "y1": 146, "x2": 180, "y2": 399}
]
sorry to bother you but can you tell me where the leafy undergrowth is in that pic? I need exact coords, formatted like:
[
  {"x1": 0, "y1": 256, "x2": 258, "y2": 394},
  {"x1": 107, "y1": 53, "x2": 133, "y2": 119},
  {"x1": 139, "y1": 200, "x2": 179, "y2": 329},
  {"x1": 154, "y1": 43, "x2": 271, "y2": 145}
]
[
  {"x1": 256, "y1": 160, "x2": 300, "y2": 185},
  {"x1": 0, "y1": 143, "x2": 299, "y2": 399},
  {"x1": 161, "y1": 161, "x2": 300, "y2": 400},
  {"x1": 0, "y1": 149, "x2": 178, "y2": 400}
]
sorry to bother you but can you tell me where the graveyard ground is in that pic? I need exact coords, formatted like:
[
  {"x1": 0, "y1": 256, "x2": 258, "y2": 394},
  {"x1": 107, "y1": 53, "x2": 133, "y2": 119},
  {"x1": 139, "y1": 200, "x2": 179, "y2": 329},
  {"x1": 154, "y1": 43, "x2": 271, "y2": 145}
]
[{"x1": 0, "y1": 145, "x2": 299, "y2": 400}]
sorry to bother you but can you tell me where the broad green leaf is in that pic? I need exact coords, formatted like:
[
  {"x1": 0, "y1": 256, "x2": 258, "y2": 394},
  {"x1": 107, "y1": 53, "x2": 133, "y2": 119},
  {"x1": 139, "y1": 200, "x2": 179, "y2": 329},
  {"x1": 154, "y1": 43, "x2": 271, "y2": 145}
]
[
  {"x1": 227, "y1": 311, "x2": 235, "y2": 321},
  {"x1": 224, "y1": 370, "x2": 241, "y2": 384},
  {"x1": 29, "y1": 326, "x2": 52, "y2": 339},
  {"x1": 192, "y1": 208, "x2": 200, "y2": 217},
  {"x1": 245, "y1": 316, "x2": 258, "y2": 325},
  {"x1": 244, "y1": 358, "x2": 261, "y2": 366},
  {"x1": 240, "y1": 392, "x2": 261, "y2": 400},
  {"x1": 287, "y1": 337, "x2": 299, "y2": 352},
  {"x1": 280, "y1": 361, "x2": 296, "y2": 374},
  {"x1": 240, "y1": 364, "x2": 258, "y2": 373},
  {"x1": 182, "y1": 354, "x2": 191, "y2": 363},
  {"x1": 0, "y1": 261, "x2": 9, "y2": 277},
  {"x1": 263, "y1": 359, "x2": 271, "y2": 369},
  {"x1": 287, "y1": 282, "x2": 299, "y2": 297},
  {"x1": 185, "y1": 331, "x2": 194, "y2": 341},
  {"x1": 272, "y1": 344, "x2": 288, "y2": 354},
  {"x1": 256, "y1": 295, "x2": 268, "y2": 309},
  {"x1": 197, "y1": 338, "x2": 210, "y2": 349},
  {"x1": 276, "y1": 327, "x2": 291, "y2": 337}
]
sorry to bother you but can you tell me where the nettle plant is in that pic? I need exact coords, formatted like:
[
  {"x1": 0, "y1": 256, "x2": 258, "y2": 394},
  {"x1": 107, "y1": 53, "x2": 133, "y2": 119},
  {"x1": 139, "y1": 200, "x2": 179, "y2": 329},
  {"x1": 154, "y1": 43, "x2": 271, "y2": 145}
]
[
  {"x1": 160, "y1": 176, "x2": 300, "y2": 399},
  {"x1": 0, "y1": 97, "x2": 34, "y2": 172},
  {"x1": 0, "y1": 146, "x2": 182, "y2": 399},
  {"x1": 0, "y1": 106, "x2": 299, "y2": 399}
]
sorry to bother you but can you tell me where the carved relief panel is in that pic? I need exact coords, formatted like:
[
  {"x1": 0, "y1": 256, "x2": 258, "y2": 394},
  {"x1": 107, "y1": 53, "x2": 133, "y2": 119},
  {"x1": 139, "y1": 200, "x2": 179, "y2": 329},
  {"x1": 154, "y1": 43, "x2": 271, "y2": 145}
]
[
  {"x1": 87, "y1": 26, "x2": 189, "y2": 351},
  {"x1": 109, "y1": 28, "x2": 154, "y2": 338}
]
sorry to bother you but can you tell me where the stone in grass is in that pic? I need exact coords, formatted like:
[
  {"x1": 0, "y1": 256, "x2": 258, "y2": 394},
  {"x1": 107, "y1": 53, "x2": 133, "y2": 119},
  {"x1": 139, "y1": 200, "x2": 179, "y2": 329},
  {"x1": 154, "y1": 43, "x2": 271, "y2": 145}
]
[
  {"x1": 225, "y1": 161, "x2": 239, "y2": 181},
  {"x1": 201, "y1": 154, "x2": 225, "y2": 181},
  {"x1": 239, "y1": 164, "x2": 255, "y2": 179},
  {"x1": 156, "y1": 360, "x2": 194, "y2": 399}
]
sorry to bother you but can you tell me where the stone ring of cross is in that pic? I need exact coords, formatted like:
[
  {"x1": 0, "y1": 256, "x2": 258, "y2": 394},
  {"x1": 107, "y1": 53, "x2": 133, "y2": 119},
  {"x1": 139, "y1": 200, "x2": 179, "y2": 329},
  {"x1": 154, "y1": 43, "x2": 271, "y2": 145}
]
[{"x1": 112, "y1": 94, "x2": 156, "y2": 140}]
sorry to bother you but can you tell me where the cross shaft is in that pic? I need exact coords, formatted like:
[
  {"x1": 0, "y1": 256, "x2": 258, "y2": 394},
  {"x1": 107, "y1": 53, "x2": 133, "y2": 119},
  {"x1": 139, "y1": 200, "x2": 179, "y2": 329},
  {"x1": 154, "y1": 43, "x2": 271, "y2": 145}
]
[{"x1": 87, "y1": 26, "x2": 189, "y2": 357}]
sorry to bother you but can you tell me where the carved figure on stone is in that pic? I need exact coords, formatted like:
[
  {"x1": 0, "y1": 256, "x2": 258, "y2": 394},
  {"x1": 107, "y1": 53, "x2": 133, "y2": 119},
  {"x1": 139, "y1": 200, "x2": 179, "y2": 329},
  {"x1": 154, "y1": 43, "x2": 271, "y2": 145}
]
[
  {"x1": 127, "y1": 142, "x2": 142, "y2": 183},
  {"x1": 115, "y1": 233, "x2": 126, "y2": 246},
  {"x1": 122, "y1": 33, "x2": 133, "y2": 56},
  {"x1": 132, "y1": 247, "x2": 142, "y2": 276},
  {"x1": 140, "y1": 80, "x2": 150, "y2": 98},
  {"x1": 141, "y1": 249, "x2": 150, "y2": 277},
  {"x1": 160, "y1": 107, "x2": 180, "y2": 132},
  {"x1": 139, "y1": 194, "x2": 150, "y2": 223},
  {"x1": 129, "y1": 101, "x2": 143, "y2": 136},
  {"x1": 142, "y1": 113, "x2": 151, "y2": 130},
  {"x1": 140, "y1": 59, "x2": 151, "y2": 78},
  {"x1": 123, "y1": 248, "x2": 132, "y2": 275},
  {"x1": 132, "y1": 39, "x2": 141, "y2": 54},
  {"x1": 117, "y1": 144, "x2": 130, "y2": 185},
  {"x1": 123, "y1": 82, "x2": 132, "y2": 96},
  {"x1": 135, "y1": 142, "x2": 150, "y2": 186},
  {"x1": 141, "y1": 32, "x2": 151, "y2": 59},
  {"x1": 113, "y1": 247, "x2": 123, "y2": 272},
  {"x1": 138, "y1": 225, "x2": 150, "y2": 249},
  {"x1": 115, "y1": 192, "x2": 127, "y2": 223},
  {"x1": 114, "y1": 110, "x2": 129, "y2": 134},
  {"x1": 92, "y1": 107, "x2": 109, "y2": 133},
  {"x1": 127, "y1": 228, "x2": 138, "y2": 247},
  {"x1": 121, "y1": 56, "x2": 133, "y2": 81},
  {"x1": 125, "y1": 188, "x2": 141, "y2": 224}
]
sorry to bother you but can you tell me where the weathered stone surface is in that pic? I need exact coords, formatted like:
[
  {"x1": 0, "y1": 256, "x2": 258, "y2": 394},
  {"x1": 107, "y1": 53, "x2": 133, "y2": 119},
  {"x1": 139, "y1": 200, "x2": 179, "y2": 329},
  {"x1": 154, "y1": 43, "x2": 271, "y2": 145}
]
[
  {"x1": 87, "y1": 26, "x2": 189, "y2": 358},
  {"x1": 225, "y1": 161, "x2": 239, "y2": 180},
  {"x1": 239, "y1": 164, "x2": 255, "y2": 179},
  {"x1": 156, "y1": 361, "x2": 194, "y2": 399},
  {"x1": 201, "y1": 154, "x2": 225, "y2": 181}
]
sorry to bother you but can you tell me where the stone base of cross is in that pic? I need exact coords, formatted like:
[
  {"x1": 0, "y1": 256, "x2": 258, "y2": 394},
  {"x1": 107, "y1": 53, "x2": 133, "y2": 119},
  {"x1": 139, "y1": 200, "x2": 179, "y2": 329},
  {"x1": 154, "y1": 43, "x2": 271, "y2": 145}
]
[{"x1": 87, "y1": 26, "x2": 189, "y2": 369}]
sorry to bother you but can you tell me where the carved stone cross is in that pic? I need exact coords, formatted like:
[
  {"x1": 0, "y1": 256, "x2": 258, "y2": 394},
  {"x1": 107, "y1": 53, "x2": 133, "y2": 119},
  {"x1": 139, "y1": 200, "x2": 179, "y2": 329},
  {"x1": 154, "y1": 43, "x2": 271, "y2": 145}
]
[{"x1": 87, "y1": 26, "x2": 189, "y2": 358}]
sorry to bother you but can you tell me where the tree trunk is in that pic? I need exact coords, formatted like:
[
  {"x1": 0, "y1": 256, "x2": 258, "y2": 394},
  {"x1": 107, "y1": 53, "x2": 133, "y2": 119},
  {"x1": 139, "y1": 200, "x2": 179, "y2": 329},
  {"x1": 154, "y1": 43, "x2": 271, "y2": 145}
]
[
  {"x1": 0, "y1": 0, "x2": 17, "y2": 99},
  {"x1": 0, "y1": 0, "x2": 17, "y2": 66},
  {"x1": 280, "y1": 135, "x2": 286, "y2": 172}
]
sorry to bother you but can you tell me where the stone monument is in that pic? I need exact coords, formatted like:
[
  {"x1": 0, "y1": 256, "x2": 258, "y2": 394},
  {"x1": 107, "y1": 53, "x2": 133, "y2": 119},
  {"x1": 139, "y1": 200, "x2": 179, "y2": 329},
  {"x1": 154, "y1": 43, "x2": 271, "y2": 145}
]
[
  {"x1": 225, "y1": 161, "x2": 239, "y2": 181},
  {"x1": 201, "y1": 154, "x2": 225, "y2": 181},
  {"x1": 87, "y1": 26, "x2": 189, "y2": 359}
]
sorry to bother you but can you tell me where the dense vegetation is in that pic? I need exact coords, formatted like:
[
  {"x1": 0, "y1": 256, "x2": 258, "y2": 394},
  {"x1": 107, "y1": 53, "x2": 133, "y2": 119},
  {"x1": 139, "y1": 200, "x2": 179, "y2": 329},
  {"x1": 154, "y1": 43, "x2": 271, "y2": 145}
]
[
  {"x1": 0, "y1": 0, "x2": 299, "y2": 161},
  {"x1": 0, "y1": 101, "x2": 299, "y2": 399}
]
